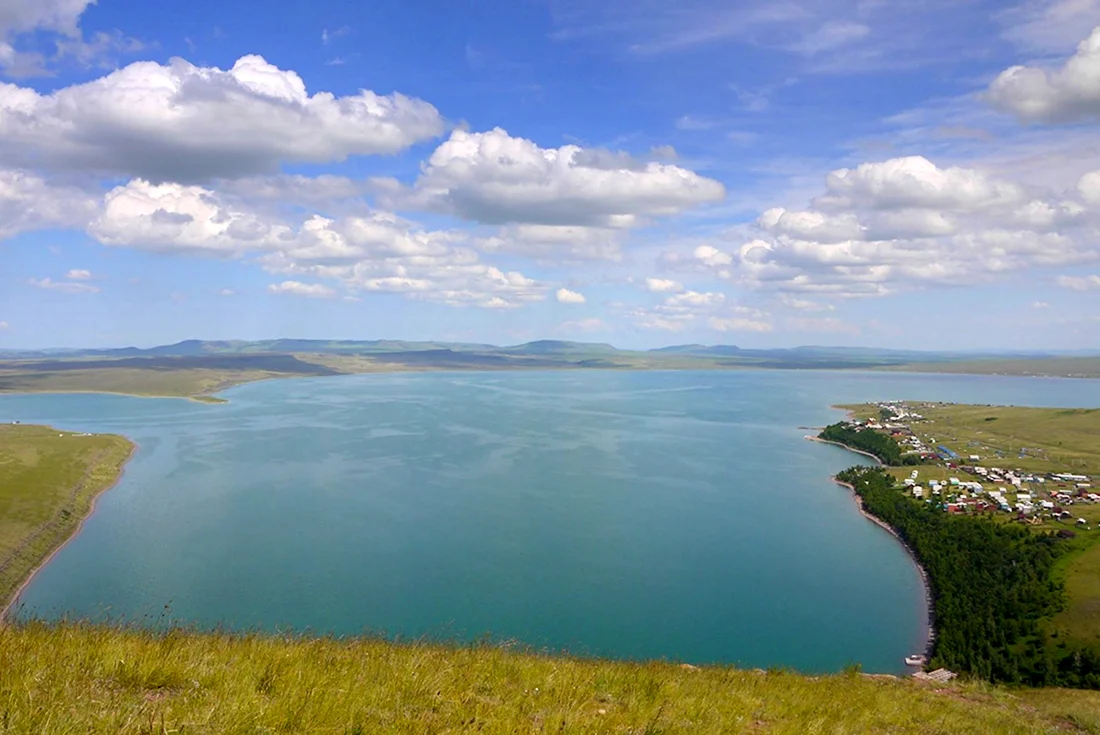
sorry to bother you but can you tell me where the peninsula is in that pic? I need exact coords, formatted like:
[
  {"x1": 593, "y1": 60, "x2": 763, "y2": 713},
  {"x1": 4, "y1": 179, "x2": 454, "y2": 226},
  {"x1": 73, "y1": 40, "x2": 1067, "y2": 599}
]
[
  {"x1": 0, "y1": 424, "x2": 134, "y2": 615},
  {"x1": 819, "y1": 402, "x2": 1100, "y2": 688}
]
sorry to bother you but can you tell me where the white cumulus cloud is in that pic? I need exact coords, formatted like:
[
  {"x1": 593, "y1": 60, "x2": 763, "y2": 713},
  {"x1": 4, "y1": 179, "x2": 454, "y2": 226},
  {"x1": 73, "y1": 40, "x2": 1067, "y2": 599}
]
[
  {"x1": 666, "y1": 290, "x2": 725, "y2": 308},
  {"x1": 627, "y1": 288, "x2": 769, "y2": 333},
  {"x1": 0, "y1": 55, "x2": 445, "y2": 181},
  {"x1": 90, "y1": 179, "x2": 292, "y2": 255},
  {"x1": 267, "y1": 281, "x2": 335, "y2": 298},
  {"x1": 0, "y1": 0, "x2": 90, "y2": 75},
  {"x1": 479, "y1": 224, "x2": 623, "y2": 261},
  {"x1": 708, "y1": 316, "x2": 773, "y2": 333},
  {"x1": 0, "y1": 169, "x2": 98, "y2": 240},
  {"x1": 28, "y1": 276, "x2": 99, "y2": 294},
  {"x1": 988, "y1": 26, "x2": 1100, "y2": 123},
  {"x1": 391, "y1": 127, "x2": 725, "y2": 228},
  {"x1": 87, "y1": 179, "x2": 549, "y2": 310},
  {"x1": 683, "y1": 156, "x2": 1100, "y2": 298},
  {"x1": 555, "y1": 287, "x2": 586, "y2": 304},
  {"x1": 645, "y1": 277, "x2": 684, "y2": 293},
  {"x1": 1057, "y1": 274, "x2": 1100, "y2": 290},
  {"x1": 65, "y1": 268, "x2": 92, "y2": 280}
]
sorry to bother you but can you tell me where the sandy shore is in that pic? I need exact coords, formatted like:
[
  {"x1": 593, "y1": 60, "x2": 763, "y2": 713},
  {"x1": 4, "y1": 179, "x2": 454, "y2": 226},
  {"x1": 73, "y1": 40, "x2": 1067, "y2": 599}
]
[{"x1": 1, "y1": 441, "x2": 137, "y2": 622}]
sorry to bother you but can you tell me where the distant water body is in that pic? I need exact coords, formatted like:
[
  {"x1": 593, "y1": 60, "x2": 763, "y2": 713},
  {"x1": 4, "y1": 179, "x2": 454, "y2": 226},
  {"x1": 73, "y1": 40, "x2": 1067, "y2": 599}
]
[{"x1": 4, "y1": 370, "x2": 1100, "y2": 674}]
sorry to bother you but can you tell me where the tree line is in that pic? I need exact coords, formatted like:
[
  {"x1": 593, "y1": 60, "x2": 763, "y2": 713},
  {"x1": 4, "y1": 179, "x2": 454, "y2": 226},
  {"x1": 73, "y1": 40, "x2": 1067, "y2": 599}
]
[
  {"x1": 838, "y1": 466, "x2": 1100, "y2": 688},
  {"x1": 820, "y1": 423, "x2": 921, "y2": 466}
]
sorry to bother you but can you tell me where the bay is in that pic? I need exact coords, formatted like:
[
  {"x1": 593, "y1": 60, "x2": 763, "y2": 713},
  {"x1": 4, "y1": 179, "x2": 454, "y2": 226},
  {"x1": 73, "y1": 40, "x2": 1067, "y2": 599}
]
[{"x1": 4, "y1": 369, "x2": 1099, "y2": 674}]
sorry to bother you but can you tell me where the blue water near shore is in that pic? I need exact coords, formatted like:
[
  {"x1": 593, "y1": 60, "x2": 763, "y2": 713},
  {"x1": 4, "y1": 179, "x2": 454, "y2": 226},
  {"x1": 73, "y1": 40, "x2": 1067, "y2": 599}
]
[{"x1": 4, "y1": 370, "x2": 1100, "y2": 674}]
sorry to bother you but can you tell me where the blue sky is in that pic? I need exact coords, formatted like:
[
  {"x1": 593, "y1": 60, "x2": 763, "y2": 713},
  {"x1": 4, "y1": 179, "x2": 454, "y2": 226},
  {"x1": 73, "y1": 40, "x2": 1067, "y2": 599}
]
[{"x1": 1, "y1": 0, "x2": 1100, "y2": 350}]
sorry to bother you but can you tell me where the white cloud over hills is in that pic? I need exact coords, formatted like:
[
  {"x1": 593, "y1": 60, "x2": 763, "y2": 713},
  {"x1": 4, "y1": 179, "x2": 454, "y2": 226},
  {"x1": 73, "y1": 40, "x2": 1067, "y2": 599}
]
[
  {"x1": 87, "y1": 178, "x2": 548, "y2": 309},
  {"x1": 670, "y1": 155, "x2": 1100, "y2": 298}
]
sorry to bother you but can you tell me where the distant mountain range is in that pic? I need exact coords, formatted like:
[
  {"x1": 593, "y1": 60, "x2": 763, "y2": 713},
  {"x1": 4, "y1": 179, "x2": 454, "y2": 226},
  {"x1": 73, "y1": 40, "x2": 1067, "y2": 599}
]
[{"x1": 1, "y1": 338, "x2": 1097, "y2": 367}]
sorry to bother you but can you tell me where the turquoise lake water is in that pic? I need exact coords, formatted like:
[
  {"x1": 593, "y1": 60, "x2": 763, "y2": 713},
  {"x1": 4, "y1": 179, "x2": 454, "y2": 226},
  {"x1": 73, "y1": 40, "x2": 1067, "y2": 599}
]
[{"x1": 4, "y1": 369, "x2": 1100, "y2": 674}]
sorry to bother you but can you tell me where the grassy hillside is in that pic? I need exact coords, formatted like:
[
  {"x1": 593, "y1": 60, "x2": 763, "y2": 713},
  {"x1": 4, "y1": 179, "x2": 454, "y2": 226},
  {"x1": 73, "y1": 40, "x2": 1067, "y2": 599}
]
[
  {"x1": 841, "y1": 403, "x2": 1100, "y2": 476},
  {"x1": 0, "y1": 424, "x2": 133, "y2": 612},
  {"x1": 6, "y1": 622, "x2": 1100, "y2": 734}
]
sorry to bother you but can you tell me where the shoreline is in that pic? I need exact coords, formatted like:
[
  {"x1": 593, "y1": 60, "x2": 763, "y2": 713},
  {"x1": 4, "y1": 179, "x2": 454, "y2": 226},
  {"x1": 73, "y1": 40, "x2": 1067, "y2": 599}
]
[
  {"x1": 805, "y1": 435, "x2": 884, "y2": 466},
  {"x1": 831, "y1": 478, "x2": 936, "y2": 664},
  {"x1": 806, "y1": 431, "x2": 935, "y2": 664},
  {"x1": 0, "y1": 439, "x2": 137, "y2": 622},
  {"x1": 0, "y1": 389, "x2": 226, "y2": 404}
]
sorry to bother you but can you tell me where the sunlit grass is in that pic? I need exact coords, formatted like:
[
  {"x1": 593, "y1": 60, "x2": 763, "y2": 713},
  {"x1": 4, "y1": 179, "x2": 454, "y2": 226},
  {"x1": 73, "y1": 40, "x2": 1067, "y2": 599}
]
[{"x1": 4, "y1": 621, "x2": 1100, "y2": 734}]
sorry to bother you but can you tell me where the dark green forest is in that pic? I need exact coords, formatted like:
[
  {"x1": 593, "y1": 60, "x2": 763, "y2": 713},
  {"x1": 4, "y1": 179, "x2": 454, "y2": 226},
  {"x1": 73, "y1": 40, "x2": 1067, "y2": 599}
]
[
  {"x1": 820, "y1": 423, "x2": 920, "y2": 465},
  {"x1": 839, "y1": 466, "x2": 1100, "y2": 688}
]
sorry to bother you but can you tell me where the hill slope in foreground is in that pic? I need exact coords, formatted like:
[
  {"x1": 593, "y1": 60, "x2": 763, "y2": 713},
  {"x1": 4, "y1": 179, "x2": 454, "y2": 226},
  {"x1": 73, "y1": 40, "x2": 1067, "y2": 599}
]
[
  {"x1": 4, "y1": 425, "x2": 1100, "y2": 733},
  {"x1": 5, "y1": 622, "x2": 1100, "y2": 734}
]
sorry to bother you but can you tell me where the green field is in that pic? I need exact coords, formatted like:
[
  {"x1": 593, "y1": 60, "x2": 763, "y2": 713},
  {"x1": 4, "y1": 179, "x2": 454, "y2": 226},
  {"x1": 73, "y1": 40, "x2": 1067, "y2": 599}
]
[
  {"x1": 0, "y1": 424, "x2": 134, "y2": 612},
  {"x1": 841, "y1": 403, "x2": 1100, "y2": 476}
]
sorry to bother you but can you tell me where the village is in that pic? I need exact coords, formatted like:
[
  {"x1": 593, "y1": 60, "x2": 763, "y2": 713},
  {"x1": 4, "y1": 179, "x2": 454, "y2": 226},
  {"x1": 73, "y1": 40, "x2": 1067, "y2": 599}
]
[{"x1": 844, "y1": 401, "x2": 1099, "y2": 527}]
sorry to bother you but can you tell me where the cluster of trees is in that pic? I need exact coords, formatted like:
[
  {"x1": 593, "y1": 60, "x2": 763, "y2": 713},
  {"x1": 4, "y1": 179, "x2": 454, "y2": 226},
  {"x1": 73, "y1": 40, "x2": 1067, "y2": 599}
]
[
  {"x1": 839, "y1": 466, "x2": 1100, "y2": 688},
  {"x1": 819, "y1": 423, "x2": 920, "y2": 466}
]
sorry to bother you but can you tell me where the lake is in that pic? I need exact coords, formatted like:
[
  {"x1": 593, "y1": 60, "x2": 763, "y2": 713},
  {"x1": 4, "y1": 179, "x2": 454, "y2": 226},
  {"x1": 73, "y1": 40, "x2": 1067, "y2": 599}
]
[{"x1": 4, "y1": 369, "x2": 1100, "y2": 674}]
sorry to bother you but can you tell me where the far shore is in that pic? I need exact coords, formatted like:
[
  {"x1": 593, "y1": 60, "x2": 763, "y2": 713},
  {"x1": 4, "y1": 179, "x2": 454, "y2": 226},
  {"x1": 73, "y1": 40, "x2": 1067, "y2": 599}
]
[
  {"x1": 0, "y1": 436, "x2": 137, "y2": 621},
  {"x1": 0, "y1": 389, "x2": 227, "y2": 405}
]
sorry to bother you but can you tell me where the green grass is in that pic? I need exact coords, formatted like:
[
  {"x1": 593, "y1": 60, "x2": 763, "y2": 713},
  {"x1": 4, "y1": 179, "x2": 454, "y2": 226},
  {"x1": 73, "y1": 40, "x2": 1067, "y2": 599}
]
[
  {"x1": 0, "y1": 424, "x2": 134, "y2": 612},
  {"x1": 1053, "y1": 538, "x2": 1100, "y2": 647},
  {"x1": 6, "y1": 622, "x2": 1100, "y2": 734},
  {"x1": 841, "y1": 403, "x2": 1100, "y2": 476}
]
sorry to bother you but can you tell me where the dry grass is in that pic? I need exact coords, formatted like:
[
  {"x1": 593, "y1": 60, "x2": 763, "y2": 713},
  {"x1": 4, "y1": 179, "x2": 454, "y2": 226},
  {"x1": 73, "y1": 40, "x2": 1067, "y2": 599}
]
[{"x1": 4, "y1": 622, "x2": 1100, "y2": 734}]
